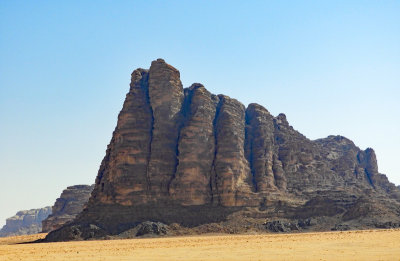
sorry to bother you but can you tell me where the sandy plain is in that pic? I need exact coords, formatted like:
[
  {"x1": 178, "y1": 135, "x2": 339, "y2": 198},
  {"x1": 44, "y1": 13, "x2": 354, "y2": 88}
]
[{"x1": 0, "y1": 229, "x2": 399, "y2": 261}]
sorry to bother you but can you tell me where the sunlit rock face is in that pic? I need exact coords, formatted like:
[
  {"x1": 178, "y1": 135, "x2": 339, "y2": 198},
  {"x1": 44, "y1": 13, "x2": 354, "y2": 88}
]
[
  {"x1": 44, "y1": 59, "x2": 400, "y2": 241},
  {"x1": 0, "y1": 207, "x2": 51, "y2": 237}
]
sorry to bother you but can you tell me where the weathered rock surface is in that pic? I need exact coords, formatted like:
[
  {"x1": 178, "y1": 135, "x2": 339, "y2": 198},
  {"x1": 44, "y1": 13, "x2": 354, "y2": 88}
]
[
  {"x1": 170, "y1": 84, "x2": 219, "y2": 205},
  {"x1": 135, "y1": 221, "x2": 169, "y2": 237},
  {"x1": 42, "y1": 185, "x2": 94, "y2": 232},
  {"x1": 0, "y1": 207, "x2": 51, "y2": 237},
  {"x1": 45, "y1": 59, "x2": 400, "y2": 241},
  {"x1": 264, "y1": 220, "x2": 300, "y2": 232}
]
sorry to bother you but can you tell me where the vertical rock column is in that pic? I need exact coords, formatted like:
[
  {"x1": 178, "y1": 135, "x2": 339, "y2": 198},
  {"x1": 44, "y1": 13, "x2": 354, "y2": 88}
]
[
  {"x1": 169, "y1": 84, "x2": 219, "y2": 205},
  {"x1": 147, "y1": 59, "x2": 184, "y2": 197},
  {"x1": 213, "y1": 95, "x2": 253, "y2": 206},
  {"x1": 245, "y1": 103, "x2": 277, "y2": 192},
  {"x1": 91, "y1": 68, "x2": 153, "y2": 206}
]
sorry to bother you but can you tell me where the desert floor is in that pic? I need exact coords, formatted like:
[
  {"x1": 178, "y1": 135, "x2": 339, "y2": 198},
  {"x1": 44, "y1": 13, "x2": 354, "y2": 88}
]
[{"x1": 1, "y1": 229, "x2": 399, "y2": 261}]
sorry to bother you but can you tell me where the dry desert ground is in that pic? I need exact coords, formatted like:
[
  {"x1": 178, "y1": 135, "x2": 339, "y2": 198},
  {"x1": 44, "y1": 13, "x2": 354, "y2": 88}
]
[{"x1": 1, "y1": 229, "x2": 400, "y2": 261}]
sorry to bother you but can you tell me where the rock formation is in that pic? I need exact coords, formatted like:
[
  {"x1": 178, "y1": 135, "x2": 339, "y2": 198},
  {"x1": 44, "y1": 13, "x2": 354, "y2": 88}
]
[
  {"x1": 42, "y1": 185, "x2": 94, "y2": 232},
  {"x1": 0, "y1": 207, "x2": 51, "y2": 237},
  {"x1": 45, "y1": 59, "x2": 400, "y2": 241}
]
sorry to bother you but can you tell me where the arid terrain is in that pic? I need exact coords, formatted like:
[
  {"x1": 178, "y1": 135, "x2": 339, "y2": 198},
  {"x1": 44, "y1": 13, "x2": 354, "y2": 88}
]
[{"x1": 1, "y1": 230, "x2": 400, "y2": 261}]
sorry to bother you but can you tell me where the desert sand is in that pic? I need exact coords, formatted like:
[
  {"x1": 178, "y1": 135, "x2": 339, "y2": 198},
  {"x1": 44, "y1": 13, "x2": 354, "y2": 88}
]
[{"x1": 1, "y1": 229, "x2": 399, "y2": 261}]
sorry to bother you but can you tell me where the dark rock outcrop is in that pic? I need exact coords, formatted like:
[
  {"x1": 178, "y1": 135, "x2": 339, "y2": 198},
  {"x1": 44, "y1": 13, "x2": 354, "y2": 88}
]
[
  {"x1": 0, "y1": 207, "x2": 51, "y2": 237},
  {"x1": 44, "y1": 223, "x2": 108, "y2": 241},
  {"x1": 135, "y1": 221, "x2": 169, "y2": 237},
  {"x1": 42, "y1": 185, "x2": 94, "y2": 232},
  {"x1": 45, "y1": 59, "x2": 400, "y2": 241},
  {"x1": 264, "y1": 220, "x2": 300, "y2": 232}
]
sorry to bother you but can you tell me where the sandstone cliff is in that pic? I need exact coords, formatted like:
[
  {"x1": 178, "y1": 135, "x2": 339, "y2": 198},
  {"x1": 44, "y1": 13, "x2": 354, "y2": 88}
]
[
  {"x1": 42, "y1": 185, "x2": 94, "y2": 232},
  {"x1": 45, "y1": 59, "x2": 400, "y2": 241},
  {"x1": 0, "y1": 207, "x2": 51, "y2": 237}
]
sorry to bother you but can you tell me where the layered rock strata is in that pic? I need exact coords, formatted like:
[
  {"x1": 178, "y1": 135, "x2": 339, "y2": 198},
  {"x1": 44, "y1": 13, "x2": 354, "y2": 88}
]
[
  {"x1": 45, "y1": 59, "x2": 400, "y2": 241},
  {"x1": 42, "y1": 185, "x2": 94, "y2": 232},
  {"x1": 0, "y1": 207, "x2": 51, "y2": 237}
]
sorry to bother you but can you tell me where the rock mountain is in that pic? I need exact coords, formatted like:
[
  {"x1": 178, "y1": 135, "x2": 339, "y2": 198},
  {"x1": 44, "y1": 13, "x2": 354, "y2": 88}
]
[
  {"x1": 45, "y1": 59, "x2": 400, "y2": 241},
  {"x1": 42, "y1": 185, "x2": 94, "y2": 233},
  {"x1": 0, "y1": 207, "x2": 51, "y2": 237}
]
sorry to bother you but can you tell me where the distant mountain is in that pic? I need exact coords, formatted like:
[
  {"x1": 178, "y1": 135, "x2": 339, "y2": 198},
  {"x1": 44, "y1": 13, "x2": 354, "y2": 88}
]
[
  {"x1": 42, "y1": 184, "x2": 94, "y2": 233},
  {"x1": 45, "y1": 59, "x2": 400, "y2": 241},
  {"x1": 0, "y1": 207, "x2": 51, "y2": 237}
]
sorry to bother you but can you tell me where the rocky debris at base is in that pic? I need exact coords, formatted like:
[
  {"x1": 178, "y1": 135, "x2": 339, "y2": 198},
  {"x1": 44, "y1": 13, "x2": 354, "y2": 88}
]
[
  {"x1": 331, "y1": 224, "x2": 351, "y2": 231},
  {"x1": 374, "y1": 221, "x2": 400, "y2": 229},
  {"x1": 264, "y1": 220, "x2": 299, "y2": 232},
  {"x1": 136, "y1": 222, "x2": 168, "y2": 236},
  {"x1": 43, "y1": 223, "x2": 108, "y2": 242},
  {"x1": 117, "y1": 222, "x2": 169, "y2": 238},
  {"x1": 264, "y1": 219, "x2": 312, "y2": 232}
]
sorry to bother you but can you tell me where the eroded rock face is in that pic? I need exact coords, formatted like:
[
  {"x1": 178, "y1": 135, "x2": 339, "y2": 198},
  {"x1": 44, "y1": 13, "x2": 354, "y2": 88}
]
[
  {"x1": 45, "y1": 59, "x2": 400, "y2": 241},
  {"x1": 245, "y1": 103, "x2": 286, "y2": 192},
  {"x1": 0, "y1": 207, "x2": 51, "y2": 237},
  {"x1": 147, "y1": 59, "x2": 184, "y2": 197},
  {"x1": 169, "y1": 84, "x2": 219, "y2": 205},
  {"x1": 42, "y1": 185, "x2": 94, "y2": 233},
  {"x1": 93, "y1": 68, "x2": 152, "y2": 206}
]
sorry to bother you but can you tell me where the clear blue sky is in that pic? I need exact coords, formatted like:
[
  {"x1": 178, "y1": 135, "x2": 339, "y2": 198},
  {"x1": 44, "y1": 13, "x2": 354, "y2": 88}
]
[{"x1": 0, "y1": 1, "x2": 399, "y2": 226}]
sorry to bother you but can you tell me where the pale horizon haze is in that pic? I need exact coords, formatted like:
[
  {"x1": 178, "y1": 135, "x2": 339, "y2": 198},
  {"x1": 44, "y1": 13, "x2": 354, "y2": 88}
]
[{"x1": 0, "y1": 1, "x2": 399, "y2": 227}]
